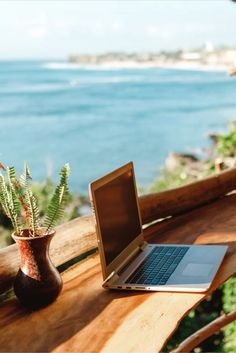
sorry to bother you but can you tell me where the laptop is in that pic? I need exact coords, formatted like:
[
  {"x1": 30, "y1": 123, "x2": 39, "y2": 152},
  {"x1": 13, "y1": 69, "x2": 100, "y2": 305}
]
[{"x1": 89, "y1": 162, "x2": 228, "y2": 292}]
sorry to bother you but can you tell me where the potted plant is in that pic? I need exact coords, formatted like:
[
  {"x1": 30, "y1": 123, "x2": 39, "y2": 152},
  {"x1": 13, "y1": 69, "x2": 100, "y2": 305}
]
[{"x1": 0, "y1": 162, "x2": 70, "y2": 309}]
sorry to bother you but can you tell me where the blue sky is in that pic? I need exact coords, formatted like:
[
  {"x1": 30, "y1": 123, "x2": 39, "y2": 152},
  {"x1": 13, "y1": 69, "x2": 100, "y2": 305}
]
[{"x1": 0, "y1": 1, "x2": 236, "y2": 59}]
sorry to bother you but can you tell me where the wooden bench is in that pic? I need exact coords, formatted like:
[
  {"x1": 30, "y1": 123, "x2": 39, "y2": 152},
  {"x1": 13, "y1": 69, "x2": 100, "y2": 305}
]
[{"x1": 0, "y1": 168, "x2": 236, "y2": 352}]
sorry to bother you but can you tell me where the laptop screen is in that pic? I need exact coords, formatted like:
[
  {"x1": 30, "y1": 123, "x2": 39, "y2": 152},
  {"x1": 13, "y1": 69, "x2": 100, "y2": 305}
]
[{"x1": 94, "y1": 168, "x2": 142, "y2": 267}]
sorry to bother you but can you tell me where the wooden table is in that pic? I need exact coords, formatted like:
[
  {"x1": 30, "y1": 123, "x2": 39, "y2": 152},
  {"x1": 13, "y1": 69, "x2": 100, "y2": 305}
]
[{"x1": 0, "y1": 169, "x2": 236, "y2": 353}]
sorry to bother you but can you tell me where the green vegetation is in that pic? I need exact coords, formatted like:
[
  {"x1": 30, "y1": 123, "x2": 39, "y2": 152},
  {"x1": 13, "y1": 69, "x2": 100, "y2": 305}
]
[
  {"x1": 216, "y1": 120, "x2": 236, "y2": 158},
  {"x1": 222, "y1": 278, "x2": 236, "y2": 352},
  {"x1": 0, "y1": 163, "x2": 70, "y2": 237}
]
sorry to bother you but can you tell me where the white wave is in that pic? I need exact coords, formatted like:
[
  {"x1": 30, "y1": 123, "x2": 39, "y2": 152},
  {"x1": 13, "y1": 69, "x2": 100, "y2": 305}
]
[
  {"x1": 42, "y1": 62, "x2": 124, "y2": 71},
  {"x1": 162, "y1": 64, "x2": 227, "y2": 73},
  {"x1": 43, "y1": 61, "x2": 227, "y2": 73},
  {"x1": 1, "y1": 83, "x2": 68, "y2": 94},
  {"x1": 43, "y1": 62, "x2": 156, "y2": 71},
  {"x1": 68, "y1": 76, "x2": 143, "y2": 86},
  {"x1": 43, "y1": 62, "x2": 84, "y2": 70}
]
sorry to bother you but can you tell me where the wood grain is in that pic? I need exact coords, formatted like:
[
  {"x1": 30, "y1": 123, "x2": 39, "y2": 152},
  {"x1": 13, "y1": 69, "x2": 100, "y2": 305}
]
[
  {"x1": 2, "y1": 168, "x2": 236, "y2": 294},
  {"x1": 0, "y1": 194, "x2": 236, "y2": 353}
]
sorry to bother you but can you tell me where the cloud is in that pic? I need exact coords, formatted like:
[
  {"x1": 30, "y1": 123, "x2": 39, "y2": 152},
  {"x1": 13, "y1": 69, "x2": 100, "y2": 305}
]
[
  {"x1": 27, "y1": 12, "x2": 48, "y2": 39},
  {"x1": 146, "y1": 25, "x2": 160, "y2": 37},
  {"x1": 111, "y1": 20, "x2": 124, "y2": 33},
  {"x1": 28, "y1": 26, "x2": 47, "y2": 39},
  {"x1": 146, "y1": 25, "x2": 173, "y2": 40},
  {"x1": 91, "y1": 20, "x2": 106, "y2": 36},
  {"x1": 87, "y1": 20, "x2": 125, "y2": 37}
]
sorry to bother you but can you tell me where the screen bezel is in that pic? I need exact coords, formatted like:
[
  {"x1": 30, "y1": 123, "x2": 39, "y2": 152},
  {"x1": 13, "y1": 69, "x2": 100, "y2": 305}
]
[{"x1": 89, "y1": 162, "x2": 144, "y2": 280}]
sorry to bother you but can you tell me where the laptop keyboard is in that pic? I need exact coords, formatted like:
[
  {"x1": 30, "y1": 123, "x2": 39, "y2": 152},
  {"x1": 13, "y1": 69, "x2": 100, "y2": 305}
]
[{"x1": 125, "y1": 246, "x2": 189, "y2": 286}]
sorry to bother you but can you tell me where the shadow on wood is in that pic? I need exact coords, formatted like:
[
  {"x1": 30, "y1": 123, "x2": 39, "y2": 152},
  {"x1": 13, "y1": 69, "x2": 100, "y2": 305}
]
[{"x1": 0, "y1": 259, "x2": 148, "y2": 352}]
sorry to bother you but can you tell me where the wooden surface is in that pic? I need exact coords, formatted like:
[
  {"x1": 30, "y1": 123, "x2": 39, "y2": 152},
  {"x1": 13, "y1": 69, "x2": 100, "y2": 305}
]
[
  {"x1": 0, "y1": 193, "x2": 236, "y2": 353},
  {"x1": 2, "y1": 167, "x2": 236, "y2": 294}
]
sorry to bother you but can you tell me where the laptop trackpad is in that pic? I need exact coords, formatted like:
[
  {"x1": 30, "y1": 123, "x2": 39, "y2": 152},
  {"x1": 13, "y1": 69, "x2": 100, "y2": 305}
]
[{"x1": 182, "y1": 263, "x2": 213, "y2": 277}]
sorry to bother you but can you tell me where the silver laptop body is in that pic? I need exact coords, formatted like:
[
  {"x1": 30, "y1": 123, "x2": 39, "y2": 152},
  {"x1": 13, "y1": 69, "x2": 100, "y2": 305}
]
[{"x1": 89, "y1": 162, "x2": 228, "y2": 292}]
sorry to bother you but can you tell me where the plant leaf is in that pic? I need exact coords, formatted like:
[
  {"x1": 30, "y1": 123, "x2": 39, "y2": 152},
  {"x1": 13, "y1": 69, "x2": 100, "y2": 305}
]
[
  {"x1": 44, "y1": 164, "x2": 70, "y2": 233},
  {"x1": 25, "y1": 191, "x2": 40, "y2": 236},
  {"x1": 0, "y1": 173, "x2": 20, "y2": 233},
  {"x1": 7, "y1": 166, "x2": 20, "y2": 215}
]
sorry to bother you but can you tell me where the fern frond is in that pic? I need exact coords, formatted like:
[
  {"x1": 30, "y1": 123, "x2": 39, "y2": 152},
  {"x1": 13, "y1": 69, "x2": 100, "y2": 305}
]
[
  {"x1": 20, "y1": 162, "x2": 32, "y2": 189},
  {"x1": 24, "y1": 162, "x2": 32, "y2": 181},
  {"x1": 8, "y1": 166, "x2": 16, "y2": 182},
  {"x1": 20, "y1": 163, "x2": 39, "y2": 235},
  {"x1": 44, "y1": 163, "x2": 70, "y2": 233},
  {"x1": 0, "y1": 174, "x2": 11, "y2": 218},
  {"x1": 7, "y1": 166, "x2": 20, "y2": 215},
  {"x1": 0, "y1": 173, "x2": 20, "y2": 234},
  {"x1": 7, "y1": 167, "x2": 21, "y2": 234},
  {"x1": 8, "y1": 163, "x2": 39, "y2": 234},
  {"x1": 13, "y1": 162, "x2": 38, "y2": 231},
  {"x1": 25, "y1": 191, "x2": 40, "y2": 236},
  {"x1": 44, "y1": 185, "x2": 65, "y2": 233},
  {"x1": 6, "y1": 166, "x2": 31, "y2": 229},
  {"x1": 15, "y1": 183, "x2": 31, "y2": 229},
  {"x1": 59, "y1": 163, "x2": 70, "y2": 201}
]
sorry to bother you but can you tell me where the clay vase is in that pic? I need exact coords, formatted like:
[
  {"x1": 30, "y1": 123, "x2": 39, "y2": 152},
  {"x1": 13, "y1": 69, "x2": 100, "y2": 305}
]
[{"x1": 12, "y1": 229, "x2": 62, "y2": 309}]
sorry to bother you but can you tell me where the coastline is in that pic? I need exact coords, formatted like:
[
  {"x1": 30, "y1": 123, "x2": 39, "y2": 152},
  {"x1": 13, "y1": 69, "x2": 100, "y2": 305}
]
[
  {"x1": 44, "y1": 61, "x2": 228, "y2": 72},
  {"x1": 67, "y1": 48, "x2": 236, "y2": 73}
]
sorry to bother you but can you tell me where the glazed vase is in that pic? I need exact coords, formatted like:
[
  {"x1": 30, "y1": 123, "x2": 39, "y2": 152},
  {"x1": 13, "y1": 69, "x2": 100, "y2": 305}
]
[{"x1": 12, "y1": 229, "x2": 62, "y2": 309}]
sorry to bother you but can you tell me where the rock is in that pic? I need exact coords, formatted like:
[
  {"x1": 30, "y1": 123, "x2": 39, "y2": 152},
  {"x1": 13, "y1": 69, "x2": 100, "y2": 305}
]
[
  {"x1": 208, "y1": 133, "x2": 219, "y2": 144},
  {"x1": 165, "y1": 152, "x2": 199, "y2": 171}
]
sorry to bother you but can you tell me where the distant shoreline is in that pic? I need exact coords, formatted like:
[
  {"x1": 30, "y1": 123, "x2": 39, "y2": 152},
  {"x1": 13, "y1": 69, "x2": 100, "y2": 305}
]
[
  {"x1": 68, "y1": 48, "x2": 236, "y2": 74},
  {"x1": 44, "y1": 61, "x2": 228, "y2": 72}
]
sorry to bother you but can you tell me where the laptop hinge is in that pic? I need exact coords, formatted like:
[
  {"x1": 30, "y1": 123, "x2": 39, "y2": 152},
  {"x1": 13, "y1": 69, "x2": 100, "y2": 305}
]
[
  {"x1": 103, "y1": 241, "x2": 148, "y2": 286},
  {"x1": 102, "y1": 271, "x2": 119, "y2": 287},
  {"x1": 140, "y1": 241, "x2": 148, "y2": 251}
]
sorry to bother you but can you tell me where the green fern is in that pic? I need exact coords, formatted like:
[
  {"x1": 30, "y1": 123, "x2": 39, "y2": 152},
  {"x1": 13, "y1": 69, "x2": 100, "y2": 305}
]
[
  {"x1": 20, "y1": 163, "x2": 32, "y2": 188},
  {"x1": 44, "y1": 164, "x2": 70, "y2": 233},
  {"x1": 7, "y1": 166, "x2": 20, "y2": 216},
  {"x1": 0, "y1": 162, "x2": 70, "y2": 237},
  {"x1": 0, "y1": 173, "x2": 20, "y2": 234},
  {"x1": 13, "y1": 163, "x2": 32, "y2": 229},
  {"x1": 26, "y1": 192, "x2": 40, "y2": 236},
  {"x1": 19, "y1": 163, "x2": 40, "y2": 236},
  {"x1": 24, "y1": 163, "x2": 32, "y2": 181},
  {"x1": 0, "y1": 174, "x2": 12, "y2": 219}
]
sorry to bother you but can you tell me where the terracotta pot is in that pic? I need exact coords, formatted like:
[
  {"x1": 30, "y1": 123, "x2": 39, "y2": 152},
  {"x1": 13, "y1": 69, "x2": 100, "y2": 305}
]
[{"x1": 12, "y1": 229, "x2": 62, "y2": 309}]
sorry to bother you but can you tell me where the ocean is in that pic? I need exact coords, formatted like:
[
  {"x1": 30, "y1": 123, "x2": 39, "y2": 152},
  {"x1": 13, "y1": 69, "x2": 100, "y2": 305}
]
[{"x1": 0, "y1": 60, "x2": 236, "y2": 194}]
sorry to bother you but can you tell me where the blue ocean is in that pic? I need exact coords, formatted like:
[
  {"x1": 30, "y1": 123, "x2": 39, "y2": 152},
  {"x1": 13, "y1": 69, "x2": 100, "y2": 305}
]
[{"x1": 0, "y1": 61, "x2": 236, "y2": 194}]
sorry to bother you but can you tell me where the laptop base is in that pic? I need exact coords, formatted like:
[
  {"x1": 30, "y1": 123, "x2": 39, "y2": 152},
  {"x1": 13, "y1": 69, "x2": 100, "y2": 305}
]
[{"x1": 104, "y1": 243, "x2": 228, "y2": 293}]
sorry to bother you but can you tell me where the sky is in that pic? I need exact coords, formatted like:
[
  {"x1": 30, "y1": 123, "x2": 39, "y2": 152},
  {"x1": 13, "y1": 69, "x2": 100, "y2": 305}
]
[{"x1": 0, "y1": 0, "x2": 236, "y2": 59}]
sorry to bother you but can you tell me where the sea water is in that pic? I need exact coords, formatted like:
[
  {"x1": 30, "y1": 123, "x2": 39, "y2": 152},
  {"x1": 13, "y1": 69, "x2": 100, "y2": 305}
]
[{"x1": 0, "y1": 60, "x2": 236, "y2": 194}]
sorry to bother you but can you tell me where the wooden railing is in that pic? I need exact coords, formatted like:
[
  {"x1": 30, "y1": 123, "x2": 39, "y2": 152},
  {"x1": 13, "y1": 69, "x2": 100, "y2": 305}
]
[
  {"x1": 139, "y1": 166, "x2": 236, "y2": 223},
  {"x1": 171, "y1": 309, "x2": 236, "y2": 353}
]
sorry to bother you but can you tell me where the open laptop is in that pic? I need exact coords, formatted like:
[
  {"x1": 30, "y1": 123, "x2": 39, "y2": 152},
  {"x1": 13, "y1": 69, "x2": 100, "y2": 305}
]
[{"x1": 89, "y1": 162, "x2": 228, "y2": 292}]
